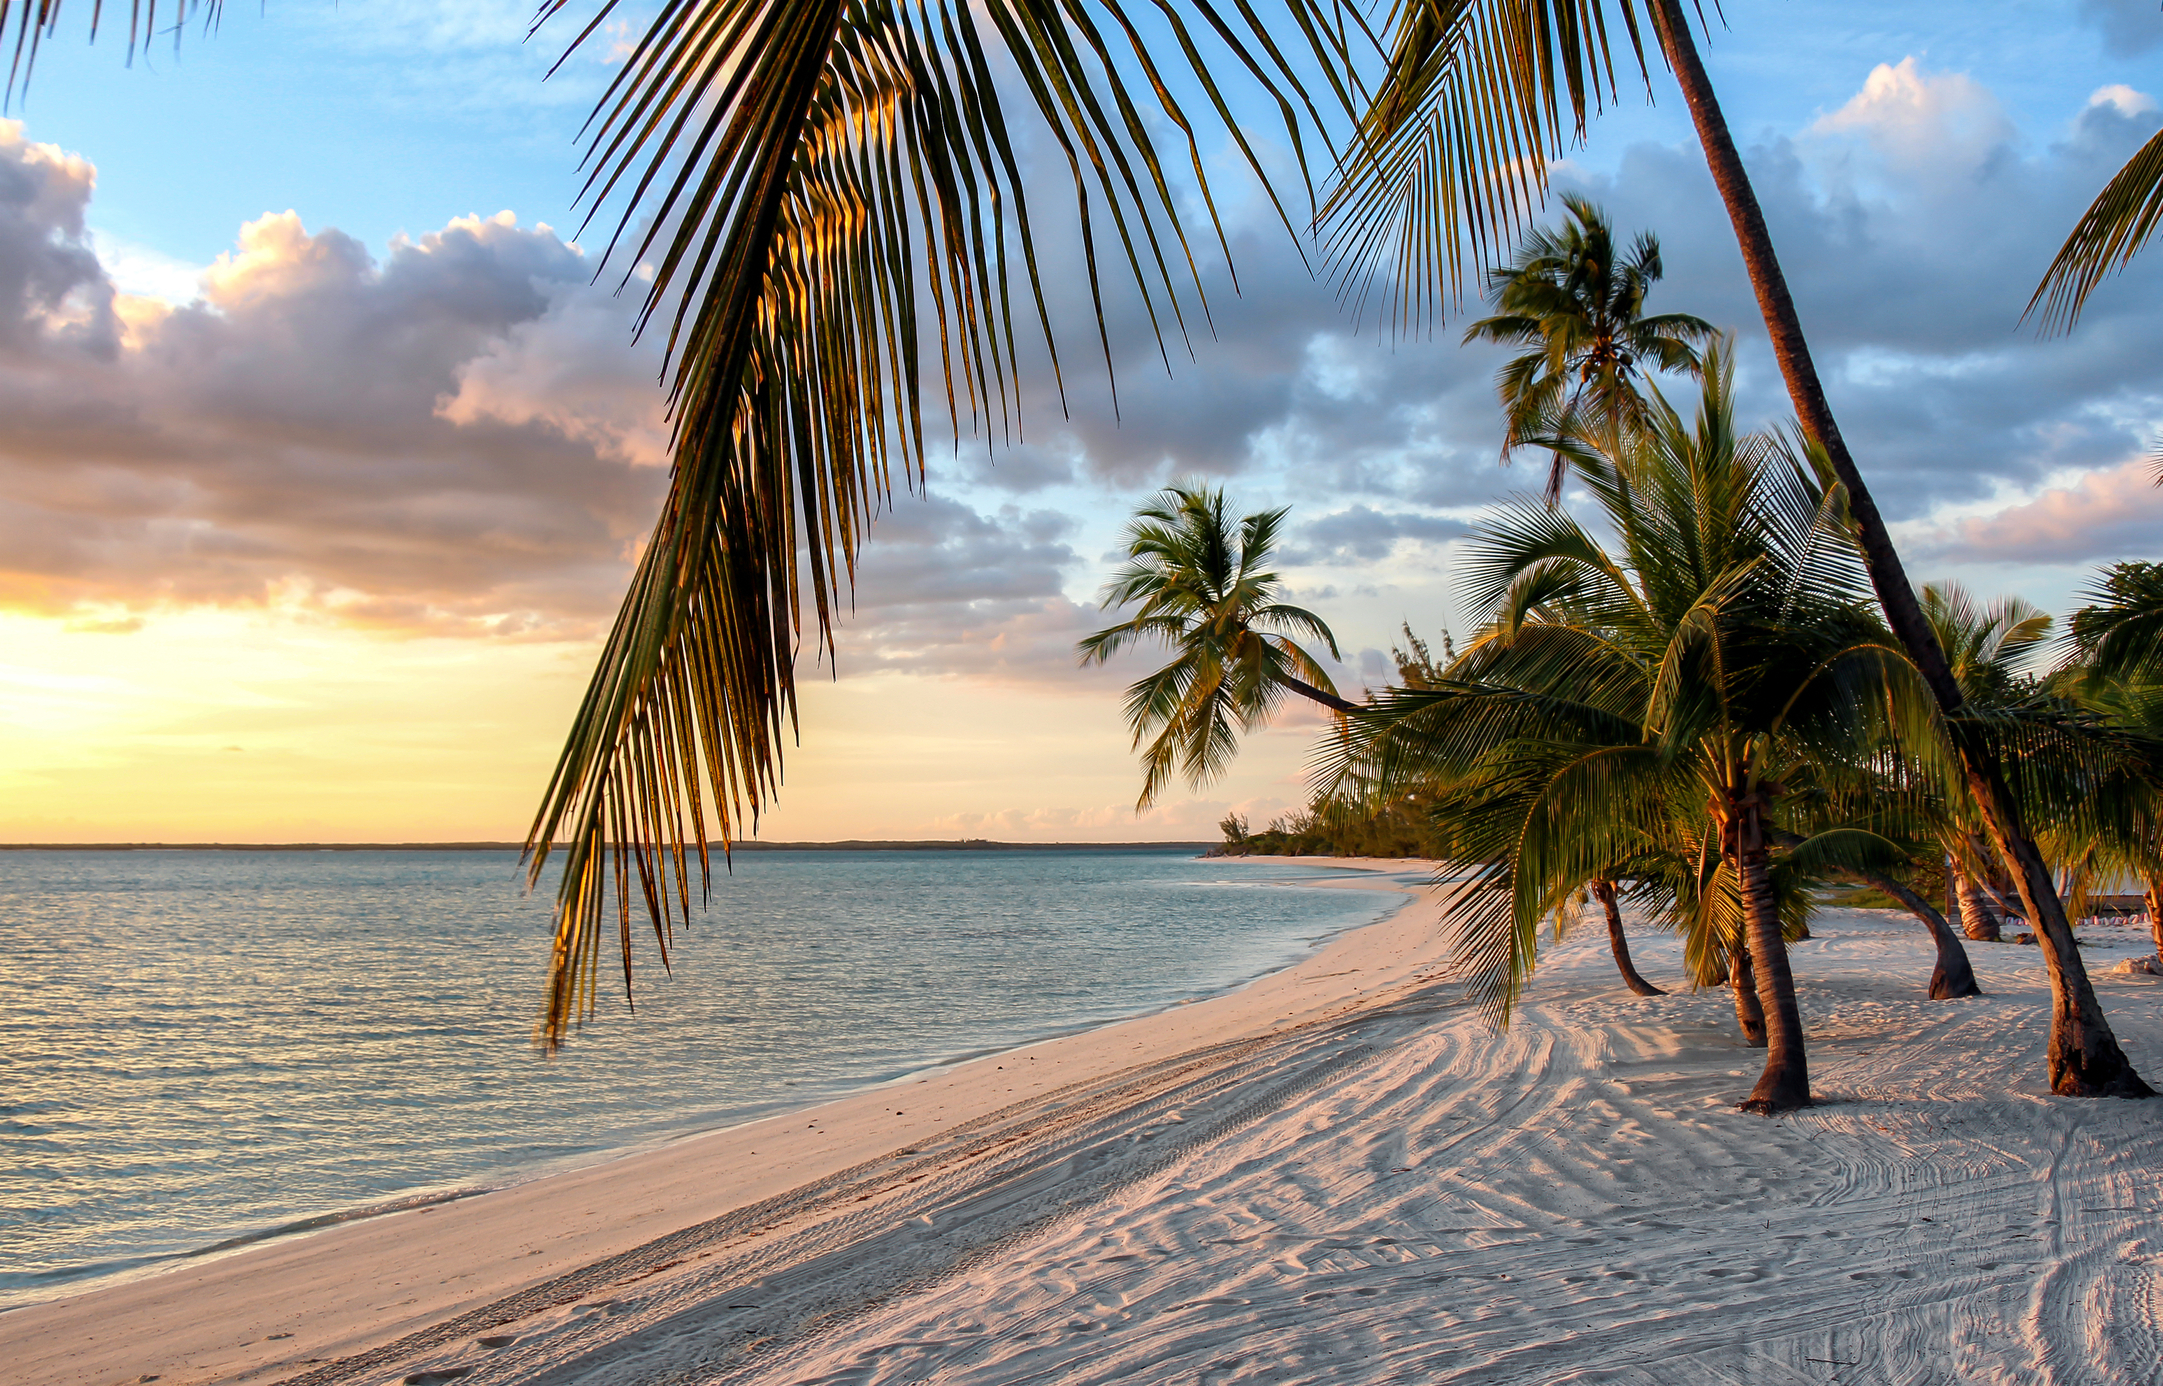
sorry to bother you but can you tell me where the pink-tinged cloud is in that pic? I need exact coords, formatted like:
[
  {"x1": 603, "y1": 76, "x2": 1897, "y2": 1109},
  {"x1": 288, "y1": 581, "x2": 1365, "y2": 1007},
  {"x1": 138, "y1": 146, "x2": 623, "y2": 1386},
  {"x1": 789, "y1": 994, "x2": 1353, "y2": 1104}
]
[
  {"x1": 1930, "y1": 459, "x2": 2163, "y2": 564},
  {"x1": 0, "y1": 125, "x2": 1108, "y2": 673}
]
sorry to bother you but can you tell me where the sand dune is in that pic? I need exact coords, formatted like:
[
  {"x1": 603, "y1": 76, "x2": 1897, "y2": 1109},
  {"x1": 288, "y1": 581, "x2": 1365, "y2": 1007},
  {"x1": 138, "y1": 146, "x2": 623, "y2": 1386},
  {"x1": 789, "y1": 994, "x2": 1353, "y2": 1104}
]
[{"x1": 10, "y1": 861, "x2": 2163, "y2": 1384}]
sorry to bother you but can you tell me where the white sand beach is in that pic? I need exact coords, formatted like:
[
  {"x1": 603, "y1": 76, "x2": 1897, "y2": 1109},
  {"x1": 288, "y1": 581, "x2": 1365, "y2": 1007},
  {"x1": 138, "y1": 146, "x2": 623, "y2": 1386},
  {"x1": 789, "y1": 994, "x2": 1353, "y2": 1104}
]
[{"x1": 10, "y1": 859, "x2": 2163, "y2": 1385}]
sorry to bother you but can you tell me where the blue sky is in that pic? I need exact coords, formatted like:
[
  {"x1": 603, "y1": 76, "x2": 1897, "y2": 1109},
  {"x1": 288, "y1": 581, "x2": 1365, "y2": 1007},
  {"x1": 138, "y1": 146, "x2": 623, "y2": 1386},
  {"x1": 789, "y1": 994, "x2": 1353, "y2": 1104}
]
[
  {"x1": 17, "y1": 0, "x2": 2151, "y2": 270},
  {"x1": 1, "y1": 0, "x2": 2160, "y2": 842}
]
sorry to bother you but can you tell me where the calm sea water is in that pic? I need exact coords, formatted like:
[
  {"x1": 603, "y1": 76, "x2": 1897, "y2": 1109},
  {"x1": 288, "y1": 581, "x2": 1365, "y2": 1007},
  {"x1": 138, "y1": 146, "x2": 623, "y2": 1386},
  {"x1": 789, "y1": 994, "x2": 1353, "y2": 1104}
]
[{"x1": 0, "y1": 848, "x2": 1397, "y2": 1305}]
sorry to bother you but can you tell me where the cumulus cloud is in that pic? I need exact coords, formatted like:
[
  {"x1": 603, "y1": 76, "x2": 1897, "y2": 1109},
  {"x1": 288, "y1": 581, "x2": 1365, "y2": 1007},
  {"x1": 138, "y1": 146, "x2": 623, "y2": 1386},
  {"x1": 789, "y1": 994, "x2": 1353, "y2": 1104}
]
[
  {"x1": 0, "y1": 171, "x2": 659, "y2": 637},
  {"x1": 1921, "y1": 459, "x2": 2163, "y2": 565},
  {"x1": 7, "y1": 51, "x2": 2162, "y2": 687},
  {"x1": 0, "y1": 124, "x2": 1103, "y2": 668}
]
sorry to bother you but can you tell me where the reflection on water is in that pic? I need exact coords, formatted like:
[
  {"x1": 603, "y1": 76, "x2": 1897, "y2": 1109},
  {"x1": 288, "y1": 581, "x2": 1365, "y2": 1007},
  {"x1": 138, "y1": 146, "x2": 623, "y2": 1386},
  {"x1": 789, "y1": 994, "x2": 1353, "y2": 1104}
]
[{"x1": 0, "y1": 848, "x2": 1394, "y2": 1302}]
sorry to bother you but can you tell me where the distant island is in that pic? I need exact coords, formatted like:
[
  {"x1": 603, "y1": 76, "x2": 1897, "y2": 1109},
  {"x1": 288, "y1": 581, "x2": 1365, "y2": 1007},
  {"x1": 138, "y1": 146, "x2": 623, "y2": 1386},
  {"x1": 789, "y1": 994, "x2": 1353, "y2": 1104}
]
[{"x1": 0, "y1": 839, "x2": 1215, "y2": 852}]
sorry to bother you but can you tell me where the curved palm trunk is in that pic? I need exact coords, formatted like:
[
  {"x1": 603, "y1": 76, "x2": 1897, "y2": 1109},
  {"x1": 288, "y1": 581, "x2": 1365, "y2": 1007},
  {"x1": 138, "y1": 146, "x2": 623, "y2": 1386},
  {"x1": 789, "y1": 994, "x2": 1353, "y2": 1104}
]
[
  {"x1": 2148, "y1": 879, "x2": 2163, "y2": 963},
  {"x1": 1280, "y1": 673, "x2": 1361, "y2": 716},
  {"x1": 1852, "y1": 868, "x2": 1982, "y2": 1000},
  {"x1": 1650, "y1": 0, "x2": 2150, "y2": 1099},
  {"x1": 1733, "y1": 800, "x2": 1809, "y2": 1113},
  {"x1": 1592, "y1": 878, "x2": 1664, "y2": 996},
  {"x1": 1955, "y1": 872, "x2": 2003, "y2": 943},
  {"x1": 1729, "y1": 924, "x2": 1766, "y2": 1046}
]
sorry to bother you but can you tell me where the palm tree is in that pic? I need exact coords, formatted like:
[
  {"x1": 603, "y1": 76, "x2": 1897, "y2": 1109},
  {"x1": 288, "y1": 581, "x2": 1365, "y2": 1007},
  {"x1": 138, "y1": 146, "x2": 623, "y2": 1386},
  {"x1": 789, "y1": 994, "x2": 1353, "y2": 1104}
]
[
  {"x1": 1078, "y1": 484, "x2": 1353, "y2": 807},
  {"x1": 1320, "y1": 0, "x2": 2149, "y2": 1099},
  {"x1": 1463, "y1": 192, "x2": 1715, "y2": 501},
  {"x1": 1323, "y1": 346, "x2": 1939, "y2": 1112},
  {"x1": 1919, "y1": 583, "x2": 2054, "y2": 941},
  {"x1": 2053, "y1": 581, "x2": 2163, "y2": 964},
  {"x1": 2071, "y1": 562, "x2": 2163, "y2": 685}
]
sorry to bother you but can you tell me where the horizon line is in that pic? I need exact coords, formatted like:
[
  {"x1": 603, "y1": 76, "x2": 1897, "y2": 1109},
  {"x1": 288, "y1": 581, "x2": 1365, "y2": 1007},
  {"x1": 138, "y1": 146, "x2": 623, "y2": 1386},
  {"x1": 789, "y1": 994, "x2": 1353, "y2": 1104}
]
[{"x1": 0, "y1": 838, "x2": 1218, "y2": 852}]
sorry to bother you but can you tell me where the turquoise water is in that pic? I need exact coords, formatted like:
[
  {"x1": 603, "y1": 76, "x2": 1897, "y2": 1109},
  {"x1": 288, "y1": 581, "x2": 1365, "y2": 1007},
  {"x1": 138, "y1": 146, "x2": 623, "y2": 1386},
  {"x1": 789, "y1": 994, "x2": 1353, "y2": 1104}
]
[{"x1": 0, "y1": 848, "x2": 1396, "y2": 1305}]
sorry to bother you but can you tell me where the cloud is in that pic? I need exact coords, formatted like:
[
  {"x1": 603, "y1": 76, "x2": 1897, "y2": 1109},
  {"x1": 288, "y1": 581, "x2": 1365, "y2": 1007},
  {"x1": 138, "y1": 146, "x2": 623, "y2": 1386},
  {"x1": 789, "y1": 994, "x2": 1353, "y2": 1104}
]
[
  {"x1": 827, "y1": 494, "x2": 1104, "y2": 682},
  {"x1": 0, "y1": 144, "x2": 661, "y2": 637},
  {"x1": 1922, "y1": 459, "x2": 2163, "y2": 564},
  {"x1": 2081, "y1": 0, "x2": 2163, "y2": 58},
  {"x1": 1286, "y1": 504, "x2": 1474, "y2": 565},
  {"x1": 1810, "y1": 58, "x2": 2015, "y2": 175},
  {"x1": 0, "y1": 124, "x2": 116, "y2": 360}
]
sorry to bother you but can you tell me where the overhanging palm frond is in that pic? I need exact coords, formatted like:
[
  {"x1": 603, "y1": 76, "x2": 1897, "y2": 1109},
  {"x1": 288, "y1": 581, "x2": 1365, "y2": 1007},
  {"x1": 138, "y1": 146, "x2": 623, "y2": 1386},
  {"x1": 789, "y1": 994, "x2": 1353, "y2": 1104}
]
[
  {"x1": 517, "y1": 0, "x2": 1362, "y2": 1048},
  {"x1": 0, "y1": 0, "x2": 222, "y2": 96},
  {"x1": 2029, "y1": 125, "x2": 2163, "y2": 332},
  {"x1": 1317, "y1": 0, "x2": 1652, "y2": 333},
  {"x1": 9, "y1": 0, "x2": 1367, "y2": 1046}
]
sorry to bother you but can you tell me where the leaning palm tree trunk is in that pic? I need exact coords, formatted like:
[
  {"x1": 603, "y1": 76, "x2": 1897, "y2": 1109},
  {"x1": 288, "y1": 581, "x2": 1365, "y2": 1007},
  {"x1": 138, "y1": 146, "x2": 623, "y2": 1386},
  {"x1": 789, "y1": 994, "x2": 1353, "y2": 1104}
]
[
  {"x1": 1731, "y1": 794, "x2": 1807, "y2": 1111},
  {"x1": 1847, "y1": 869, "x2": 1982, "y2": 1000},
  {"x1": 1591, "y1": 878, "x2": 1664, "y2": 996},
  {"x1": 1728, "y1": 918, "x2": 1766, "y2": 1047},
  {"x1": 1647, "y1": 0, "x2": 2149, "y2": 1098},
  {"x1": 1955, "y1": 871, "x2": 2003, "y2": 943}
]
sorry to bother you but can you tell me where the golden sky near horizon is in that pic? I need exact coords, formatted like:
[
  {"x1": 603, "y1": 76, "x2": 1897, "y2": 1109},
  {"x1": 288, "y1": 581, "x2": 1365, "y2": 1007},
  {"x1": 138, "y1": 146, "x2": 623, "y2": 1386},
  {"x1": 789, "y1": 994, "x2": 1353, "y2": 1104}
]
[
  {"x1": 0, "y1": 607, "x2": 1333, "y2": 844},
  {"x1": 4, "y1": 23, "x2": 2163, "y2": 844}
]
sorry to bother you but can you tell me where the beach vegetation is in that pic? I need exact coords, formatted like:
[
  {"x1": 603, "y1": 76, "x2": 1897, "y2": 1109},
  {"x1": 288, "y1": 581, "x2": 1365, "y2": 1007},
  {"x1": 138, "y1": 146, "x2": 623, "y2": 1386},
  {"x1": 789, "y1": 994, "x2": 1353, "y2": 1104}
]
[
  {"x1": 1461, "y1": 192, "x2": 1716, "y2": 503},
  {"x1": 1325, "y1": 0, "x2": 2150, "y2": 1098},
  {"x1": 1079, "y1": 484, "x2": 1356, "y2": 809},
  {"x1": 1319, "y1": 345, "x2": 1950, "y2": 1112}
]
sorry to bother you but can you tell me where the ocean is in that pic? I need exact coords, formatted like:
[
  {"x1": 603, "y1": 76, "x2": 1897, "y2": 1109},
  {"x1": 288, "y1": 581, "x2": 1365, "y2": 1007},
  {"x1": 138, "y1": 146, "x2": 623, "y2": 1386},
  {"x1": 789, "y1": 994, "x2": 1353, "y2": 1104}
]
[{"x1": 0, "y1": 847, "x2": 1403, "y2": 1306}]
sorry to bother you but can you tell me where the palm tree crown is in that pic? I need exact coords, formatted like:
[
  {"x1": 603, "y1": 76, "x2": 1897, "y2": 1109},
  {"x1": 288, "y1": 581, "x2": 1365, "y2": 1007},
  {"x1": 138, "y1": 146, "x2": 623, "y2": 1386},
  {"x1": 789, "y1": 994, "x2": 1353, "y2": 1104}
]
[
  {"x1": 1920, "y1": 583, "x2": 2053, "y2": 703},
  {"x1": 1463, "y1": 193, "x2": 1715, "y2": 500},
  {"x1": 2070, "y1": 561, "x2": 2163, "y2": 684},
  {"x1": 1079, "y1": 484, "x2": 1352, "y2": 809},
  {"x1": 1325, "y1": 344, "x2": 1938, "y2": 1112}
]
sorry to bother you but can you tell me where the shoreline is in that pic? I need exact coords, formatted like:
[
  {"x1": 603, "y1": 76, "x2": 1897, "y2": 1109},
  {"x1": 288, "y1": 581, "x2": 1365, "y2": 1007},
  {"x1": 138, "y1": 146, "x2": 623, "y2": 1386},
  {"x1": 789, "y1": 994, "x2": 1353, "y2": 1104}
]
[
  {"x1": 14, "y1": 864, "x2": 2163, "y2": 1382},
  {"x1": 0, "y1": 857, "x2": 1443, "y2": 1386},
  {"x1": 3, "y1": 857, "x2": 1413, "y2": 1312}
]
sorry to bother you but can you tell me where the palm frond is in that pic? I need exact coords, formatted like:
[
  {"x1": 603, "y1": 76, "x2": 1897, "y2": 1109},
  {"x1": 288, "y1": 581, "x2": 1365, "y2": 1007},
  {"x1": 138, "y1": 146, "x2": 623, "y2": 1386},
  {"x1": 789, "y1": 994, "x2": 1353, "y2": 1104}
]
[
  {"x1": 2029, "y1": 125, "x2": 2163, "y2": 332},
  {"x1": 1318, "y1": 0, "x2": 1653, "y2": 334},
  {"x1": 527, "y1": 0, "x2": 1360, "y2": 1047}
]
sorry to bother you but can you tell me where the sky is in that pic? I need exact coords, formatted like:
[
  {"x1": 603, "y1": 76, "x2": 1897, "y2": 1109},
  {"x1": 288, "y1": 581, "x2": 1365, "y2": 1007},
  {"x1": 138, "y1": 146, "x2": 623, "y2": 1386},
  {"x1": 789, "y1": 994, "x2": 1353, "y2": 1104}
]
[{"x1": 1, "y1": 0, "x2": 2160, "y2": 844}]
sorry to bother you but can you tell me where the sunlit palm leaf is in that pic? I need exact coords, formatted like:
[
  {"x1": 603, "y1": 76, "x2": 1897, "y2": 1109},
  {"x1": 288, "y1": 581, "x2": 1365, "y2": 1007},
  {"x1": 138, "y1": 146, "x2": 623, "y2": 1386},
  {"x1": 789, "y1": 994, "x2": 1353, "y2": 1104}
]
[
  {"x1": 524, "y1": 0, "x2": 1369, "y2": 1048},
  {"x1": 2029, "y1": 125, "x2": 2163, "y2": 332},
  {"x1": 1317, "y1": 0, "x2": 1651, "y2": 332}
]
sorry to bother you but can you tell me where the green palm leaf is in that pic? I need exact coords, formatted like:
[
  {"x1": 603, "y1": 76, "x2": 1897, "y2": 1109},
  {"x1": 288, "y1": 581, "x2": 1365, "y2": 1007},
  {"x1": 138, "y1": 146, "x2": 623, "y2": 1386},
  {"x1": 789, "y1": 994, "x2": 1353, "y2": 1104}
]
[
  {"x1": 2029, "y1": 126, "x2": 2163, "y2": 331},
  {"x1": 1082, "y1": 481, "x2": 1353, "y2": 807}
]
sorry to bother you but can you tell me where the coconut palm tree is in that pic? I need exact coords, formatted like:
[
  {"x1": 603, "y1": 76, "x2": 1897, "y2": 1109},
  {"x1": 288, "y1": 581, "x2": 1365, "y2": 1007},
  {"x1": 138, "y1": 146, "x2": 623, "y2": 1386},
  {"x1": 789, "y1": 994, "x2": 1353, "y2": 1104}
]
[
  {"x1": 1320, "y1": 0, "x2": 2148, "y2": 1099},
  {"x1": 1321, "y1": 346, "x2": 1942, "y2": 1112},
  {"x1": 1463, "y1": 192, "x2": 1715, "y2": 502},
  {"x1": 1919, "y1": 583, "x2": 2053, "y2": 941},
  {"x1": 2051, "y1": 587, "x2": 2163, "y2": 963},
  {"x1": 1079, "y1": 483, "x2": 1353, "y2": 807},
  {"x1": 2071, "y1": 562, "x2": 2163, "y2": 685}
]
